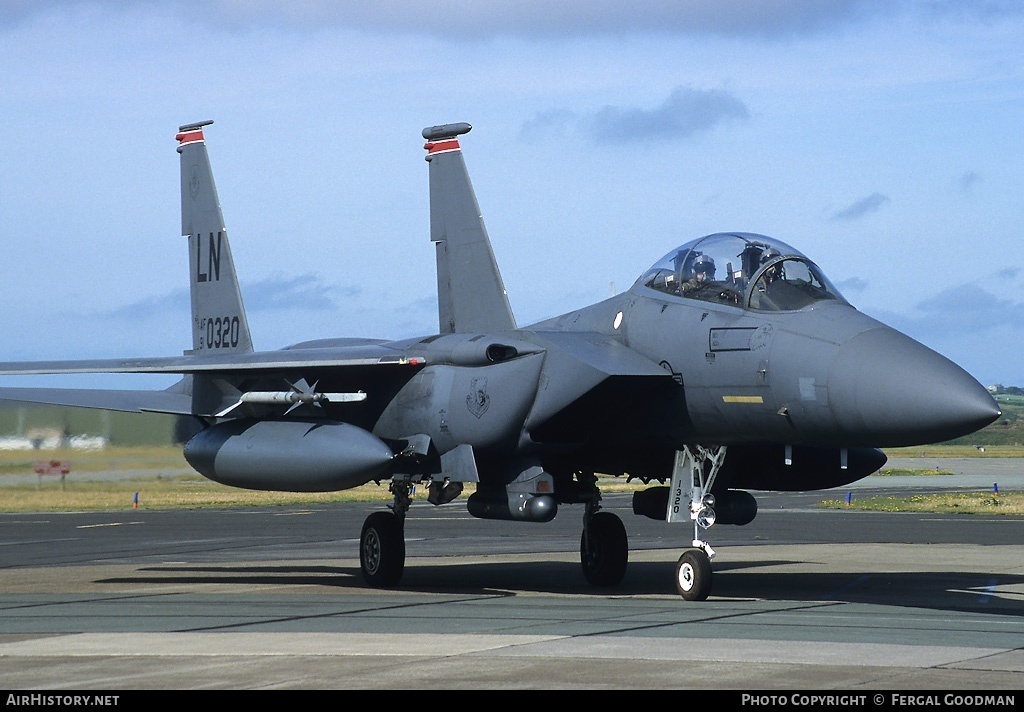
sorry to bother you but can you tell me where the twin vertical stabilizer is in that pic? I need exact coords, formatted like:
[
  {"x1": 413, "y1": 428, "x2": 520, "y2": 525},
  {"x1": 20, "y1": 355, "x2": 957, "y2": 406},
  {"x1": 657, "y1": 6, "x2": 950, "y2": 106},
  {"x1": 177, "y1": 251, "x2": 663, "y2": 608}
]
[
  {"x1": 424, "y1": 123, "x2": 516, "y2": 334},
  {"x1": 176, "y1": 121, "x2": 253, "y2": 355}
]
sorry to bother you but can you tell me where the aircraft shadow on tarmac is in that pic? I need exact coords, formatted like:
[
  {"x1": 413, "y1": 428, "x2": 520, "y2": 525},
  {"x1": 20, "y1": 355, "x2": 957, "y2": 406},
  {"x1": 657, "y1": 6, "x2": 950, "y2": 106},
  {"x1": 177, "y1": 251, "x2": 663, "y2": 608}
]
[{"x1": 98, "y1": 559, "x2": 1024, "y2": 616}]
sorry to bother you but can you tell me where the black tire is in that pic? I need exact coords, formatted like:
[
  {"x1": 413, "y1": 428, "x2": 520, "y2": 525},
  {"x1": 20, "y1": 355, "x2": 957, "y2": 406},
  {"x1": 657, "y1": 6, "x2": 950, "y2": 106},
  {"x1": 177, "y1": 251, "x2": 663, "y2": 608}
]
[
  {"x1": 360, "y1": 511, "x2": 405, "y2": 587},
  {"x1": 580, "y1": 511, "x2": 628, "y2": 587},
  {"x1": 675, "y1": 549, "x2": 712, "y2": 601}
]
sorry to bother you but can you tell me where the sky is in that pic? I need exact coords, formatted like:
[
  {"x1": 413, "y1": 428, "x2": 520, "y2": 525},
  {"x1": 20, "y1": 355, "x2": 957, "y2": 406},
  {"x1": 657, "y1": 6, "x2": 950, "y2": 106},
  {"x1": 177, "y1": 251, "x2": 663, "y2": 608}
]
[{"x1": 1, "y1": 0, "x2": 1022, "y2": 391}]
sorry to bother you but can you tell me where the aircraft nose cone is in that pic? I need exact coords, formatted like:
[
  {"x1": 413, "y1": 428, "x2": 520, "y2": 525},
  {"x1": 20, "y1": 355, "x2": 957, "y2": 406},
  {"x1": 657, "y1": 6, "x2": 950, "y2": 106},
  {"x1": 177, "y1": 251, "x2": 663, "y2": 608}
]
[{"x1": 828, "y1": 327, "x2": 1000, "y2": 447}]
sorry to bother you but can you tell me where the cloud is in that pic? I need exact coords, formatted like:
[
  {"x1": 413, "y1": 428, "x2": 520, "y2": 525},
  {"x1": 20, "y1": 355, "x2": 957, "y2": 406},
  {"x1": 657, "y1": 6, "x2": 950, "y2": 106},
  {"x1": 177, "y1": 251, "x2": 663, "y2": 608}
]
[
  {"x1": 99, "y1": 290, "x2": 189, "y2": 321},
  {"x1": 0, "y1": 1, "x2": 67, "y2": 27},
  {"x1": 224, "y1": 1, "x2": 1023, "y2": 41},
  {"x1": 242, "y1": 273, "x2": 355, "y2": 312},
  {"x1": 519, "y1": 110, "x2": 577, "y2": 140},
  {"x1": 96, "y1": 273, "x2": 350, "y2": 321},
  {"x1": 523, "y1": 86, "x2": 750, "y2": 144},
  {"x1": 590, "y1": 87, "x2": 750, "y2": 144},
  {"x1": 914, "y1": 284, "x2": 1024, "y2": 324},
  {"x1": 835, "y1": 276, "x2": 869, "y2": 293},
  {"x1": 957, "y1": 170, "x2": 981, "y2": 195},
  {"x1": 12, "y1": 1, "x2": 1016, "y2": 39},
  {"x1": 214, "y1": 0, "x2": 882, "y2": 39},
  {"x1": 830, "y1": 192, "x2": 890, "y2": 221},
  {"x1": 884, "y1": 284, "x2": 1024, "y2": 334},
  {"x1": 872, "y1": 283, "x2": 1024, "y2": 385}
]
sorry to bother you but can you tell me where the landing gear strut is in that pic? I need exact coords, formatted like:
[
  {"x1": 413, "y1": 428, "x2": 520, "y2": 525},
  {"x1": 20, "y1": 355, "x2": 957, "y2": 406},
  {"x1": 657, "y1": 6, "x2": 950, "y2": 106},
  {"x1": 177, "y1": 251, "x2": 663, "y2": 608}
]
[
  {"x1": 668, "y1": 445, "x2": 727, "y2": 601},
  {"x1": 579, "y1": 472, "x2": 628, "y2": 587},
  {"x1": 359, "y1": 477, "x2": 414, "y2": 587}
]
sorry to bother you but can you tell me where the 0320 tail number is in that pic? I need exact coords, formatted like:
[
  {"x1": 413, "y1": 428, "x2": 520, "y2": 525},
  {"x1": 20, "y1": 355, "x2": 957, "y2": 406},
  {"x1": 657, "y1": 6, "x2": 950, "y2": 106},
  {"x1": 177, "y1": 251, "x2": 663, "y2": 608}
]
[{"x1": 198, "y1": 315, "x2": 241, "y2": 350}]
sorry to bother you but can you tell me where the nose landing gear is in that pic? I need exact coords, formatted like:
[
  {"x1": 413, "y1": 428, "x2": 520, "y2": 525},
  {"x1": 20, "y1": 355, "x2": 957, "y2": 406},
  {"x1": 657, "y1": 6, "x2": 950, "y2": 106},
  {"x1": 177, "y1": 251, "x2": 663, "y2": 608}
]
[{"x1": 668, "y1": 445, "x2": 727, "y2": 601}]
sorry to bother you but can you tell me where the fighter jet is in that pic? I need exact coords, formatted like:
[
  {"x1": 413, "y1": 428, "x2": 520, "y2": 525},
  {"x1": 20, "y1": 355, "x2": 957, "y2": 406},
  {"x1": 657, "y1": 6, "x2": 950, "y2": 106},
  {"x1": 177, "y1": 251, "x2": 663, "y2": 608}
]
[{"x1": 0, "y1": 121, "x2": 1000, "y2": 600}]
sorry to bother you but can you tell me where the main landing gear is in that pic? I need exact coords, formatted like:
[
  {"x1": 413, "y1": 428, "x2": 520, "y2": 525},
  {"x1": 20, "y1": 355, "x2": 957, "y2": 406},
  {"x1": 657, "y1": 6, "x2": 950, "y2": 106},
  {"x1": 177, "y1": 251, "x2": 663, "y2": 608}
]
[
  {"x1": 667, "y1": 445, "x2": 727, "y2": 601},
  {"x1": 359, "y1": 447, "x2": 728, "y2": 601},
  {"x1": 579, "y1": 472, "x2": 628, "y2": 587},
  {"x1": 359, "y1": 477, "x2": 413, "y2": 587}
]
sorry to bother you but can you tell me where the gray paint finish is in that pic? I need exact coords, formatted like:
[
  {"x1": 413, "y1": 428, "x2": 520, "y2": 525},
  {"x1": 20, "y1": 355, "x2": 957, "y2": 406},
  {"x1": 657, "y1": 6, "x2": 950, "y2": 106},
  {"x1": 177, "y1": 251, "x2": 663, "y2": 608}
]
[{"x1": 0, "y1": 121, "x2": 1001, "y2": 600}]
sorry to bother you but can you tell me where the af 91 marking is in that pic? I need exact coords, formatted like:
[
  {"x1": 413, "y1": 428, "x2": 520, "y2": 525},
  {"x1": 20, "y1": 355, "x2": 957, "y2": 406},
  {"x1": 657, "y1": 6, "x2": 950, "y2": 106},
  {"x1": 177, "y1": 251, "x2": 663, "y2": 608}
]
[{"x1": 199, "y1": 315, "x2": 241, "y2": 349}]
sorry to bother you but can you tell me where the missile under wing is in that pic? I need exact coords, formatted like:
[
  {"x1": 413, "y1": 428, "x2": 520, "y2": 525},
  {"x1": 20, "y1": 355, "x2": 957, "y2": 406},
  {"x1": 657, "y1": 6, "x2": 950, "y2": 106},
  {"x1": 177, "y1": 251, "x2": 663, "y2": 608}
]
[{"x1": 0, "y1": 121, "x2": 1000, "y2": 600}]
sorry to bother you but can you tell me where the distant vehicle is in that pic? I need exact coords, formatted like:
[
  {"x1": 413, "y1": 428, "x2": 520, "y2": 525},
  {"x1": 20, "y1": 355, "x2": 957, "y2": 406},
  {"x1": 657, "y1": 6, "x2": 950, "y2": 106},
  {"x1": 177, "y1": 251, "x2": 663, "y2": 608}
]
[{"x1": 0, "y1": 121, "x2": 1000, "y2": 600}]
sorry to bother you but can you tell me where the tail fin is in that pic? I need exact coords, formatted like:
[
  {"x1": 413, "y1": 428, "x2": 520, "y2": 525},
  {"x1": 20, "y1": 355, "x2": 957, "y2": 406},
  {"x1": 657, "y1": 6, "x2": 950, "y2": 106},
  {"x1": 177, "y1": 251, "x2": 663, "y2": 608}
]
[
  {"x1": 423, "y1": 123, "x2": 516, "y2": 334},
  {"x1": 176, "y1": 121, "x2": 254, "y2": 355}
]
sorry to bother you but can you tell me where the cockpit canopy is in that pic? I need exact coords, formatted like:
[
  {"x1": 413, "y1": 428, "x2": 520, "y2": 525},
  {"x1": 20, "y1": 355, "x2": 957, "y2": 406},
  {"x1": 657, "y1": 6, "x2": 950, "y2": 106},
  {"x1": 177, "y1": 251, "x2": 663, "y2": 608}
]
[{"x1": 637, "y1": 232, "x2": 847, "y2": 311}]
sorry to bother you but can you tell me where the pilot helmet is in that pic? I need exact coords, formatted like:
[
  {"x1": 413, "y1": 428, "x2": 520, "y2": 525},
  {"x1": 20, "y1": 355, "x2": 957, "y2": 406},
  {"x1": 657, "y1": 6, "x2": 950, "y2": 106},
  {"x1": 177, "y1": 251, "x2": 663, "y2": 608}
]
[
  {"x1": 759, "y1": 248, "x2": 783, "y2": 282},
  {"x1": 693, "y1": 254, "x2": 716, "y2": 280}
]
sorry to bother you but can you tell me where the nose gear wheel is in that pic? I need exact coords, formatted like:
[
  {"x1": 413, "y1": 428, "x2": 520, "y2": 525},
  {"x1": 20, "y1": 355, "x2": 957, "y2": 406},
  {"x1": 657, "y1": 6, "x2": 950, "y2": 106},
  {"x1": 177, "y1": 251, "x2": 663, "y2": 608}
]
[{"x1": 675, "y1": 548, "x2": 712, "y2": 601}]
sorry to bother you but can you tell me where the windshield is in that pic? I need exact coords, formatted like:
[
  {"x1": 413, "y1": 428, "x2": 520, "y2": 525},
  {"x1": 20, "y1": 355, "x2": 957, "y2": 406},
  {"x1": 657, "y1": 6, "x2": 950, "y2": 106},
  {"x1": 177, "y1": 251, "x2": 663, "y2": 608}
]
[{"x1": 638, "y1": 232, "x2": 846, "y2": 311}]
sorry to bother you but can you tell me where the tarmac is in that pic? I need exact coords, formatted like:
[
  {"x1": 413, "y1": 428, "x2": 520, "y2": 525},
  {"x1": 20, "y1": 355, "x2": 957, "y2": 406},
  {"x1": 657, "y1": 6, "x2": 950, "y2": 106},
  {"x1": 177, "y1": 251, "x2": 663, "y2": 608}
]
[{"x1": 0, "y1": 456, "x2": 1022, "y2": 691}]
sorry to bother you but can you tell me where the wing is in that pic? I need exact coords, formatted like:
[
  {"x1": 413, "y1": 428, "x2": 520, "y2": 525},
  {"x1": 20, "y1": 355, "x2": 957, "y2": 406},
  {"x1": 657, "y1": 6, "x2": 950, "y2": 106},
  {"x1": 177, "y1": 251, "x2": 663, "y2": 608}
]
[
  {"x1": 0, "y1": 344, "x2": 425, "y2": 376},
  {"x1": 0, "y1": 341, "x2": 428, "y2": 417},
  {"x1": 0, "y1": 385, "x2": 194, "y2": 415}
]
